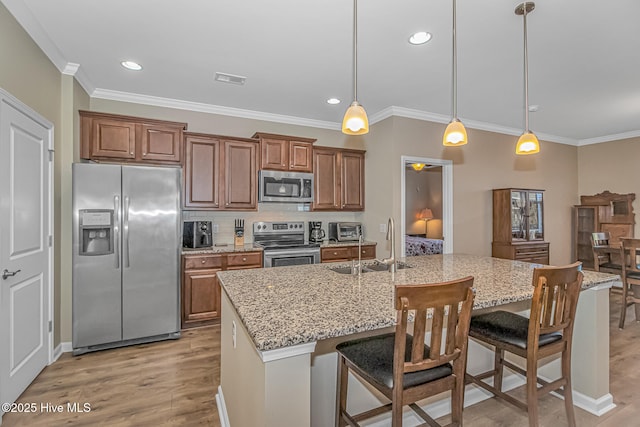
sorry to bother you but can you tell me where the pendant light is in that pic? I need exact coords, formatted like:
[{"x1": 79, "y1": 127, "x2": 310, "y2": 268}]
[
  {"x1": 342, "y1": 0, "x2": 369, "y2": 135},
  {"x1": 443, "y1": 0, "x2": 467, "y2": 147},
  {"x1": 411, "y1": 163, "x2": 426, "y2": 171},
  {"x1": 515, "y1": 2, "x2": 540, "y2": 155}
]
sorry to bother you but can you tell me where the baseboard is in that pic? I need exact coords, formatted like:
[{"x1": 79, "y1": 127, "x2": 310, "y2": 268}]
[
  {"x1": 52, "y1": 341, "x2": 72, "y2": 362},
  {"x1": 572, "y1": 391, "x2": 616, "y2": 416},
  {"x1": 215, "y1": 385, "x2": 230, "y2": 427}
]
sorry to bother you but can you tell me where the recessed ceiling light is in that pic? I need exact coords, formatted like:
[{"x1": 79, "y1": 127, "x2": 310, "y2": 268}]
[
  {"x1": 214, "y1": 72, "x2": 247, "y2": 85},
  {"x1": 121, "y1": 61, "x2": 142, "y2": 71},
  {"x1": 409, "y1": 31, "x2": 432, "y2": 45},
  {"x1": 327, "y1": 98, "x2": 341, "y2": 105}
]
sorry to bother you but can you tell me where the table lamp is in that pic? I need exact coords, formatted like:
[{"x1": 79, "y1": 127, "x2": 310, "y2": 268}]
[{"x1": 419, "y1": 208, "x2": 434, "y2": 237}]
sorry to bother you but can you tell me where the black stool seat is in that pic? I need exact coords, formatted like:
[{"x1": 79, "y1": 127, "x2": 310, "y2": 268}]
[
  {"x1": 470, "y1": 310, "x2": 562, "y2": 350},
  {"x1": 336, "y1": 333, "x2": 453, "y2": 390}
]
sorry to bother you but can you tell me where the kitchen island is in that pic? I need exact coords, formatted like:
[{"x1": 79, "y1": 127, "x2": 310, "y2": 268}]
[{"x1": 216, "y1": 254, "x2": 619, "y2": 427}]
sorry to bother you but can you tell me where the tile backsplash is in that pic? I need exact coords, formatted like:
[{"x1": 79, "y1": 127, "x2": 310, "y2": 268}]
[{"x1": 183, "y1": 203, "x2": 363, "y2": 245}]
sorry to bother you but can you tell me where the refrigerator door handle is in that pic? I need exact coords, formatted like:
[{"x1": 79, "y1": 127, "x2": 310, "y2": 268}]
[
  {"x1": 114, "y1": 195, "x2": 120, "y2": 269},
  {"x1": 124, "y1": 196, "x2": 130, "y2": 268}
]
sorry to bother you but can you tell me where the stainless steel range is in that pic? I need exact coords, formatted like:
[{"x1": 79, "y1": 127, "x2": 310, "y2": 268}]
[{"x1": 253, "y1": 221, "x2": 320, "y2": 267}]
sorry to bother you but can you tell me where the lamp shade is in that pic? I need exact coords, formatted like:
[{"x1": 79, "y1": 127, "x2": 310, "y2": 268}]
[
  {"x1": 342, "y1": 101, "x2": 369, "y2": 135},
  {"x1": 419, "y1": 208, "x2": 434, "y2": 220},
  {"x1": 443, "y1": 119, "x2": 468, "y2": 146},
  {"x1": 515, "y1": 131, "x2": 540, "y2": 155}
]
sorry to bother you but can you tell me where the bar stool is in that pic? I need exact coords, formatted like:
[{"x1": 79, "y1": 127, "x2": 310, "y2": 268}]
[
  {"x1": 335, "y1": 276, "x2": 475, "y2": 427},
  {"x1": 464, "y1": 263, "x2": 583, "y2": 427}
]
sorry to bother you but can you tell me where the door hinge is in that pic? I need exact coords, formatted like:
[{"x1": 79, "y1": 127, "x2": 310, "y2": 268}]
[
  {"x1": 48, "y1": 235, "x2": 53, "y2": 247},
  {"x1": 48, "y1": 321, "x2": 52, "y2": 332},
  {"x1": 48, "y1": 149, "x2": 54, "y2": 162}
]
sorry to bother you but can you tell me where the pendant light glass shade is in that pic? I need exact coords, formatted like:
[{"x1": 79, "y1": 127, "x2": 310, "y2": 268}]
[
  {"x1": 342, "y1": 101, "x2": 369, "y2": 135},
  {"x1": 515, "y1": 2, "x2": 539, "y2": 155},
  {"x1": 515, "y1": 131, "x2": 540, "y2": 154},
  {"x1": 342, "y1": 0, "x2": 369, "y2": 135},
  {"x1": 443, "y1": 0, "x2": 467, "y2": 147},
  {"x1": 443, "y1": 119, "x2": 468, "y2": 146},
  {"x1": 411, "y1": 163, "x2": 426, "y2": 171}
]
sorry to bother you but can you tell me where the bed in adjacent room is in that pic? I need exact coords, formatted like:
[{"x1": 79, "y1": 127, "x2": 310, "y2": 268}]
[{"x1": 405, "y1": 235, "x2": 443, "y2": 256}]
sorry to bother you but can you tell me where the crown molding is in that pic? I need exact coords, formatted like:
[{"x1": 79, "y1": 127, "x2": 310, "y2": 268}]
[
  {"x1": 578, "y1": 129, "x2": 640, "y2": 146},
  {"x1": 91, "y1": 88, "x2": 341, "y2": 131}
]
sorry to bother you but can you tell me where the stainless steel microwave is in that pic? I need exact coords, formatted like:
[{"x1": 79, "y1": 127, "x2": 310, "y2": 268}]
[
  {"x1": 328, "y1": 222, "x2": 363, "y2": 242},
  {"x1": 258, "y1": 170, "x2": 313, "y2": 203}
]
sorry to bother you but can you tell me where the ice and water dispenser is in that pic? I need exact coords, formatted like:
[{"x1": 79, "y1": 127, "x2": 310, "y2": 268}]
[{"x1": 78, "y1": 209, "x2": 114, "y2": 255}]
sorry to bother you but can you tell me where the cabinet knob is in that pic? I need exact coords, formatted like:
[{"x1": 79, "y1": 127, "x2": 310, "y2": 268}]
[
  {"x1": 201, "y1": 260, "x2": 206, "y2": 264},
  {"x1": 143, "y1": 152, "x2": 147, "y2": 156},
  {"x1": 242, "y1": 257, "x2": 247, "y2": 262},
  {"x1": 130, "y1": 152, "x2": 133, "y2": 155},
  {"x1": 226, "y1": 202, "x2": 229, "y2": 206},
  {"x1": 333, "y1": 252, "x2": 338, "y2": 255}
]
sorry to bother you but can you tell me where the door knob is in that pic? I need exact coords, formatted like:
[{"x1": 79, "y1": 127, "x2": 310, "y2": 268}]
[{"x1": 2, "y1": 269, "x2": 21, "y2": 280}]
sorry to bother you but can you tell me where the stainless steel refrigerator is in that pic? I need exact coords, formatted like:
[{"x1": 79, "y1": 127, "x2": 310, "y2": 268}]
[{"x1": 72, "y1": 163, "x2": 181, "y2": 354}]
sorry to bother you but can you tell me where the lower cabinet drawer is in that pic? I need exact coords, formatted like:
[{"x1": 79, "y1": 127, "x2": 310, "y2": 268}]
[
  {"x1": 352, "y1": 245, "x2": 376, "y2": 260},
  {"x1": 227, "y1": 251, "x2": 262, "y2": 269},
  {"x1": 321, "y1": 247, "x2": 352, "y2": 262},
  {"x1": 184, "y1": 254, "x2": 223, "y2": 270}
]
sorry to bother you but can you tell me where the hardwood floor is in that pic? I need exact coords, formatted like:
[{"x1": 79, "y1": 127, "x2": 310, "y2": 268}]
[{"x1": 2, "y1": 293, "x2": 639, "y2": 427}]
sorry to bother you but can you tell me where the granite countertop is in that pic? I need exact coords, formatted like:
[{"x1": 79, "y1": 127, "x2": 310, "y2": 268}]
[
  {"x1": 320, "y1": 240, "x2": 377, "y2": 248},
  {"x1": 217, "y1": 254, "x2": 620, "y2": 352},
  {"x1": 181, "y1": 244, "x2": 262, "y2": 255}
]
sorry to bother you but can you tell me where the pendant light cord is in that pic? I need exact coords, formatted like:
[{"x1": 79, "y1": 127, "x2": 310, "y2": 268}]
[
  {"x1": 523, "y1": 5, "x2": 530, "y2": 132},
  {"x1": 451, "y1": 0, "x2": 458, "y2": 119},
  {"x1": 353, "y1": 0, "x2": 358, "y2": 103}
]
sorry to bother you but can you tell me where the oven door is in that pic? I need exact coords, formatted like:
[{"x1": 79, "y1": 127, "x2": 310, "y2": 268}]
[{"x1": 263, "y1": 248, "x2": 320, "y2": 267}]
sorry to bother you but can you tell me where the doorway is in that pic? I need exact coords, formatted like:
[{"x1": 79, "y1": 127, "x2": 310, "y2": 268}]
[{"x1": 400, "y1": 156, "x2": 453, "y2": 257}]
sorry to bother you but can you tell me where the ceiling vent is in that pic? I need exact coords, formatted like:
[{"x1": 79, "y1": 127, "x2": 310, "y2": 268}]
[{"x1": 214, "y1": 72, "x2": 246, "y2": 85}]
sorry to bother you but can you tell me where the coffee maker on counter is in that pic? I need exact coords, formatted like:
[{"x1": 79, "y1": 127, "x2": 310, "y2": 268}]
[{"x1": 308, "y1": 221, "x2": 325, "y2": 243}]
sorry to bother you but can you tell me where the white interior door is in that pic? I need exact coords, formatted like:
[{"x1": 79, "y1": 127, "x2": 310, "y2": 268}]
[{"x1": 0, "y1": 89, "x2": 52, "y2": 420}]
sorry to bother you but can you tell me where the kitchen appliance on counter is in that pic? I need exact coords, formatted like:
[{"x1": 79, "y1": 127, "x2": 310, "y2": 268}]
[
  {"x1": 328, "y1": 222, "x2": 363, "y2": 242},
  {"x1": 72, "y1": 163, "x2": 181, "y2": 355},
  {"x1": 183, "y1": 221, "x2": 213, "y2": 249},
  {"x1": 309, "y1": 221, "x2": 325, "y2": 243},
  {"x1": 258, "y1": 170, "x2": 313, "y2": 203},
  {"x1": 254, "y1": 221, "x2": 320, "y2": 267}
]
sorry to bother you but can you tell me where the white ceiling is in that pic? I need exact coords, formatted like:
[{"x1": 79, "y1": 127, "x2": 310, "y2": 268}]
[{"x1": 5, "y1": 0, "x2": 640, "y2": 145}]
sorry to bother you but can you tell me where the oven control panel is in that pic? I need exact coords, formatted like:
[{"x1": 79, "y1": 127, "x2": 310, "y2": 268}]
[{"x1": 253, "y1": 221, "x2": 304, "y2": 234}]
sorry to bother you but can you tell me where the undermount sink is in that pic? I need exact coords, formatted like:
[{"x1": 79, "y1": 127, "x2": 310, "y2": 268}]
[{"x1": 329, "y1": 262, "x2": 412, "y2": 274}]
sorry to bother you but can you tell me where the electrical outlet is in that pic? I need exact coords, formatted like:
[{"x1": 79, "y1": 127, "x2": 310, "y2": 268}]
[
  {"x1": 379, "y1": 223, "x2": 387, "y2": 233},
  {"x1": 232, "y1": 320, "x2": 237, "y2": 349},
  {"x1": 213, "y1": 223, "x2": 219, "y2": 233}
]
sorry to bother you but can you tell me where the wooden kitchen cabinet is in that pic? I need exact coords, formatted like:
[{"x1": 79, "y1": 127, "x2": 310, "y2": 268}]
[
  {"x1": 252, "y1": 132, "x2": 316, "y2": 172},
  {"x1": 321, "y1": 244, "x2": 376, "y2": 263},
  {"x1": 492, "y1": 188, "x2": 549, "y2": 264},
  {"x1": 183, "y1": 132, "x2": 258, "y2": 210},
  {"x1": 313, "y1": 147, "x2": 365, "y2": 211},
  {"x1": 79, "y1": 110, "x2": 186, "y2": 164},
  {"x1": 182, "y1": 251, "x2": 262, "y2": 328}
]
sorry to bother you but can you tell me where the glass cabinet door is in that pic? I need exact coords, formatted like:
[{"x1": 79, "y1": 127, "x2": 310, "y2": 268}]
[
  {"x1": 528, "y1": 191, "x2": 544, "y2": 240},
  {"x1": 510, "y1": 190, "x2": 528, "y2": 240}
]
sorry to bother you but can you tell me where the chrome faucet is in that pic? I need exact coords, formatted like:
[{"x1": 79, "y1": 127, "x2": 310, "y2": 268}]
[{"x1": 376, "y1": 217, "x2": 396, "y2": 273}]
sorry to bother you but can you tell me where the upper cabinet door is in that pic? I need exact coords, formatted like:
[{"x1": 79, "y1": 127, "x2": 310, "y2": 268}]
[
  {"x1": 341, "y1": 151, "x2": 365, "y2": 211},
  {"x1": 91, "y1": 118, "x2": 136, "y2": 159},
  {"x1": 261, "y1": 138, "x2": 288, "y2": 170},
  {"x1": 183, "y1": 134, "x2": 221, "y2": 209},
  {"x1": 288, "y1": 141, "x2": 313, "y2": 172},
  {"x1": 224, "y1": 139, "x2": 258, "y2": 210},
  {"x1": 140, "y1": 123, "x2": 182, "y2": 162},
  {"x1": 312, "y1": 148, "x2": 341, "y2": 210}
]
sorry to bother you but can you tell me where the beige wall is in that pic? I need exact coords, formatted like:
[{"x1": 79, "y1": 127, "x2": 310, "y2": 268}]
[{"x1": 578, "y1": 137, "x2": 640, "y2": 236}]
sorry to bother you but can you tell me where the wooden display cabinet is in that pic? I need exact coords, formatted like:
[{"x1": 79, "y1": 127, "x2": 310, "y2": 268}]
[
  {"x1": 252, "y1": 132, "x2": 316, "y2": 172},
  {"x1": 573, "y1": 191, "x2": 635, "y2": 269},
  {"x1": 183, "y1": 132, "x2": 258, "y2": 210},
  {"x1": 492, "y1": 188, "x2": 549, "y2": 264},
  {"x1": 312, "y1": 147, "x2": 365, "y2": 211},
  {"x1": 79, "y1": 110, "x2": 186, "y2": 164}
]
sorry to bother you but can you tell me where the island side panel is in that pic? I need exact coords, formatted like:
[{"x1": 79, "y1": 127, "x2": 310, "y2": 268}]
[
  {"x1": 221, "y1": 291, "x2": 266, "y2": 427},
  {"x1": 221, "y1": 291, "x2": 313, "y2": 427}
]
